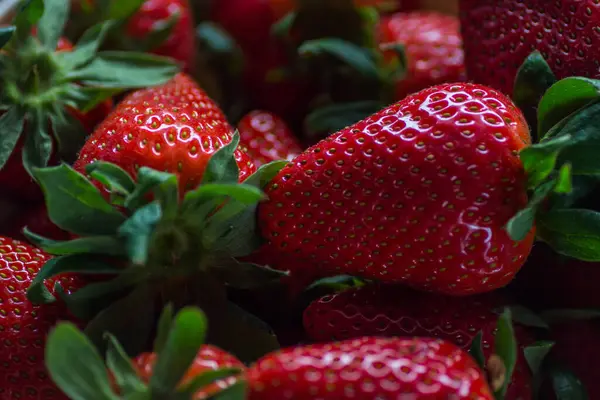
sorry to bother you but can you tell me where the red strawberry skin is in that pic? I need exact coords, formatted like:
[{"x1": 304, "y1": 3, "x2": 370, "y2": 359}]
[
  {"x1": 303, "y1": 284, "x2": 534, "y2": 399},
  {"x1": 126, "y1": 0, "x2": 196, "y2": 71},
  {"x1": 0, "y1": 237, "x2": 82, "y2": 399},
  {"x1": 258, "y1": 83, "x2": 533, "y2": 295},
  {"x1": 379, "y1": 11, "x2": 466, "y2": 100},
  {"x1": 74, "y1": 73, "x2": 256, "y2": 192},
  {"x1": 247, "y1": 336, "x2": 494, "y2": 399},
  {"x1": 238, "y1": 110, "x2": 303, "y2": 167},
  {"x1": 133, "y1": 344, "x2": 244, "y2": 397},
  {"x1": 460, "y1": 0, "x2": 600, "y2": 96}
]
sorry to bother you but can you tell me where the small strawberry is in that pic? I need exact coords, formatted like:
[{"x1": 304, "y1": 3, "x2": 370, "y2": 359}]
[
  {"x1": 0, "y1": 0, "x2": 178, "y2": 201},
  {"x1": 247, "y1": 336, "x2": 495, "y2": 399},
  {"x1": 303, "y1": 284, "x2": 536, "y2": 399},
  {"x1": 73, "y1": 73, "x2": 256, "y2": 191},
  {"x1": 237, "y1": 110, "x2": 303, "y2": 167},
  {"x1": 460, "y1": 0, "x2": 600, "y2": 96},
  {"x1": 378, "y1": 11, "x2": 466, "y2": 99},
  {"x1": 0, "y1": 236, "x2": 82, "y2": 399},
  {"x1": 258, "y1": 82, "x2": 534, "y2": 295},
  {"x1": 45, "y1": 305, "x2": 246, "y2": 399}
]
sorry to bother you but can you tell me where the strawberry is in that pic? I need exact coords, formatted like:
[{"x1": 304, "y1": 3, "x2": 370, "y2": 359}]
[
  {"x1": 258, "y1": 82, "x2": 534, "y2": 295},
  {"x1": 0, "y1": 0, "x2": 178, "y2": 201},
  {"x1": 459, "y1": 0, "x2": 600, "y2": 96},
  {"x1": 73, "y1": 73, "x2": 256, "y2": 191},
  {"x1": 45, "y1": 305, "x2": 246, "y2": 399},
  {"x1": 247, "y1": 336, "x2": 495, "y2": 399},
  {"x1": 237, "y1": 110, "x2": 303, "y2": 167},
  {"x1": 378, "y1": 11, "x2": 466, "y2": 100},
  {"x1": 0, "y1": 236, "x2": 82, "y2": 399},
  {"x1": 303, "y1": 284, "x2": 535, "y2": 399}
]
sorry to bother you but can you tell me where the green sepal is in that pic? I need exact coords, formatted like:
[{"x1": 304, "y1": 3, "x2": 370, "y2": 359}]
[
  {"x1": 493, "y1": 308, "x2": 518, "y2": 400},
  {"x1": 508, "y1": 305, "x2": 550, "y2": 329},
  {"x1": 196, "y1": 22, "x2": 238, "y2": 55},
  {"x1": 107, "y1": 0, "x2": 145, "y2": 20},
  {"x1": 58, "y1": 20, "x2": 116, "y2": 70},
  {"x1": 524, "y1": 341, "x2": 554, "y2": 375},
  {"x1": 537, "y1": 209, "x2": 600, "y2": 261},
  {"x1": 23, "y1": 228, "x2": 126, "y2": 256},
  {"x1": 13, "y1": 0, "x2": 44, "y2": 42},
  {"x1": 513, "y1": 51, "x2": 557, "y2": 133},
  {"x1": 206, "y1": 205, "x2": 262, "y2": 257},
  {"x1": 33, "y1": 164, "x2": 126, "y2": 236},
  {"x1": 153, "y1": 303, "x2": 175, "y2": 354},
  {"x1": 201, "y1": 131, "x2": 241, "y2": 185},
  {"x1": 506, "y1": 180, "x2": 555, "y2": 241},
  {"x1": 0, "y1": 26, "x2": 16, "y2": 49},
  {"x1": 105, "y1": 333, "x2": 147, "y2": 394},
  {"x1": 176, "y1": 368, "x2": 245, "y2": 398},
  {"x1": 86, "y1": 161, "x2": 136, "y2": 200},
  {"x1": 26, "y1": 254, "x2": 123, "y2": 305},
  {"x1": 304, "y1": 275, "x2": 366, "y2": 294},
  {"x1": 271, "y1": 12, "x2": 296, "y2": 38},
  {"x1": 36, "y1": 0, "x2": 70, "y2": 51},
  {"x1": 213, "y1": 261, "x2": 288, "y2": 289},
  {"x1": 379, "y1": 42, "x2": 407, "y2": 82},
  {"x1": 555, "y1": 164, "x2": 573, "y2": 193},
  {"x1": 468, "y1": 331, "x2": 485, "y2": 369},
  {"x1": 72, "y1": 51, "x2": 179, "y2": 88},
  {"x1": 305, "y1": 101, "x2": 384, "y2": 136},
  {"x1": 538, "y1": 77, "x2": 600, "y2": 138},
  {"x1": 124, "y1": 167, "x2": 175, "y2": 210},
  {"x1": 0, "y1": 106, "x2": 26, "y2": 170},
  {"x1": 22, "y1": 108, "x2": 53, "y2": 176},
  {"x1": 243, "y1": 160, "x2": 289, "y2": 189},
  {"x1": 298, "y1": 38, "x2": 380, "y2": 80},
  {"x1": 137, "y1": 12, "x2": 179, "y2": 53},
  {"x1": 539, "y1": 308, "x2": 600, "y2": 323},
  {"x1": 149, "y1": 307, "x2": 208, "y2": 395},
  {"x1": 118, "y1": 201, "x2": 163, "y2": 265},
  {"x1": 67, "y1": 85, "x2": 120, "y2": 113},
  {"x1": 547, "y1": 363, "x2": 589, "y2": 400},
  {"x1": 49, "y1": 110, "x2": 87, "y2": 161},
  {"x1": 45, "y1": 322, "x2": 119, "y2": 400},
  {"x1": 203, "y1": 381, "x2": 247, "y2": 400}
]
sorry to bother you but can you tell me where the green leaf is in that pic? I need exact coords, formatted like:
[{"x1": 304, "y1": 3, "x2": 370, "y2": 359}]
[
  {"x1": 37, "y1": 0, "x2": 70, "y2": 50},
  {"x1": 299, "y1": 38, "x2": 380, "y2": 80},
  {"x1": 23, "y1": 229, "x2": 126, "y2": 256},
  {"x1": 213, "y1": 261, "x2": 288, "y2": 289},
  {"x1": 524, "y1": 341, "x2": 554, "y2": 375},
  {"x1": 204, "y1": 381, "x2": 247, "y2": 400},
  {"x1": 538, "y1": 77, "x2": 600, "y2": 137},
  {"x1": 118, "y1": 201, "x2": 163, "y2": 265},
  {"x1": 177, "y1": 368, "x2": 244, "y2": 398},
  {"x1": 26, "y1": 254, "x2": 122, "y2": 305},
  {"x1": 33, "y1": 164, "x2": 126, "y2": 235},
  {"x1": 105, "y1": 334, "x2": 146, "y2": 395},
  {"x1": 153, "y1": 304, "x2": 175, "y2": 354},
  {"x1": 74, "y1": 51, "x2": 179, "y2": 88},
  {"x1": 209, "y1": 205, "x2": 262, "y2": 257},
  {"x1": 0, "y1": 106, "x2": 25, "y2": 170},
  {"x1": 14, "y1": 0, "x2": 44, "y2": 38},
  {"x1": 125, "y1": 167, "x2": 176, "y2": 210},
  {"x1": 107, "y1": 0, "x2": 144, "y2": 20},
  {"x1": 193, "y1": 183, "x2": 264, "y2": 204},
  {"x1": 506, "y1": 180, "x2": 555, "y2": 241},
  {"x1": 519, "y1": 136, "x2": 568, "y2": 188},
  {"x1": 22, "y1": 109, "x2": 53, "y2": 176},
  {"x1": 201, "y1": 132, "x2": 241, "y2": 185},
  {"x1": 508, "y1": 306, "x2": 550, "y2": 329},
  {"x1": 0, "y1": 26, "x2": 15, "y2": 49},
  {"x1": 540, "y1": 308, "x2": 600, "y2": 323},
  {"x1": 493, "y1": 308, "x2": 517, "y2": 399},
  {"x1": 538, "y1": 209, "x2": 600, "y2": 261},
  {"x1": 196, "y1": 22, "x2": 238, "y2": 55},
  {"x1": 243, "y1": 160, "x2": 288, "y2": 189},
  {"x1": 271, "y1": 12, "x2": 295, "y2": 38},
  {"x1": 513, "y1": 51, "x2": 557, "y2": 131},
  {"x1": 45, "y1": 323, "x2": 118, "y2": 400},
  {"x1": 149, "y1": 307, "x2": 208, "y2": 395},
  {"x1": 86, "y1": 161, "x2": 136, "y2": 197},
  {"x1": 468, "y1": 331, "x2": 486, "y2": 369},
  {"x1": 305, "y1": 101, "x2": 383, "y2": 136},
  {"x1": 60, "y1": 21, "x2": 115, "y2": 69},
  {"x1": 84, "y1": 283, "x2": 157, "y2": 357},
  {"x1": 549, "y1": 364, "x2": 589, "y2": 400}
]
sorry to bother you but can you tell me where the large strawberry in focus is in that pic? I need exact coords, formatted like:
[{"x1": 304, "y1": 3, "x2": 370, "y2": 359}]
[
  {"x1": 0, "y1": 0, "x2": 178, "y2": 201},
  {"x1": 379, "y1": 11, "x2": 466, "y2": 100},
  {"x1": 259, "y1": 82, "x2": 534, "y2": 295},
  {"x1": 46, "y1": 306, "x2": 246, "y2": 399},
  {"x1": 460, "y1": 0, "x2": 600, "y2": 96},
  {"x1": 0, "y1": 237, "x2": 82, "y2": 399},
  {"x1": 247, "y1": 336, "x2": 495, "y2": 399},
  {"x1": 238, "y1": 110, "x2": 303, "y2": 167},
  {"x1": 303, "y1": 284, "x2": 537, "y2": 399}
]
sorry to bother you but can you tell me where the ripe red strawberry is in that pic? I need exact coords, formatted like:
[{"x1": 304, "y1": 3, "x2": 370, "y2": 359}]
[
  {"x1": 460, "y1": 0, "x2": 600, "y2": 96},
  {"x1": 303, "y1": 284, "x2": 535, "y2": 399},
  {"x1": 237, "y1": 110, "x2": 303, "y2": 167},
  {"x1": 0, "y1": 237, "x2": 82, "y2": 399},
  {"x1": 258, "y1": 82, "x2": 533, "y2": 295},
  {"x1": 379, "y1": 11, "x2": 466, "y2": 100},
  {"x1": 74, "y1": 73, "x2": 256, "y2": 191},
  {"x1": 247, "y1": 336, "x2": 495, "y2": 399},
  {"x1": 46, "y1": 306, "x2": 245, "y2": 399}
]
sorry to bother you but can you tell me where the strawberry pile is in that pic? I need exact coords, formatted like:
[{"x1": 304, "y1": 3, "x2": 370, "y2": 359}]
[{"x1": 1, "y1": 0, "x2": 600, "y2": 399}]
